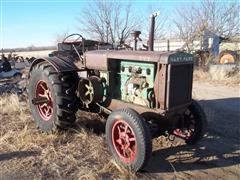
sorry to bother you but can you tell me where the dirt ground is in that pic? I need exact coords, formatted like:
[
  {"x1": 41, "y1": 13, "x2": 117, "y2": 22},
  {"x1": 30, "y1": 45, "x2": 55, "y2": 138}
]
[
  {"x1": 145, "y1": 81, "x2": 240, "y2": 179},
  {"x1": 0, "y1": 80, "x2": 239, "y2": 179}
]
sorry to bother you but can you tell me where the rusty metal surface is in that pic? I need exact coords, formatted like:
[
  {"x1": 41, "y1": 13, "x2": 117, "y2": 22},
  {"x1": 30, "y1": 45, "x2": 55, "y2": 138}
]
[
  {"x1": 106, "y1": 98, "x2": 190, "y2": 117},
  {"x1": 219, "y1": 54, "x2": 235, "y2": 64},
  {"x1": 148, "y1": 15, "x2": 155, "y2": 51},
  {"x1": 107, "y1": 99, "x2": 164, "y2": 114},
  {"x1": 29, "y1": 56, "x2": 79, "y2": 73},
  {"x1": 154, "y1": 64, "x2": 168, "y2": 110},
  {"x1": 84, "y1": 50, "x2": 193, "y2": 70},
  {"x1": 84, "y1": 51, "x2": 108, "y2": 71}
]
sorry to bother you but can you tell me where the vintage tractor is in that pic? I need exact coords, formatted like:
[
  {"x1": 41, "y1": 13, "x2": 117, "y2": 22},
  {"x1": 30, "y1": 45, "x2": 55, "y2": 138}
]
[{"x1": 28, "y1": 16, "x2": 207, "y2": 172}]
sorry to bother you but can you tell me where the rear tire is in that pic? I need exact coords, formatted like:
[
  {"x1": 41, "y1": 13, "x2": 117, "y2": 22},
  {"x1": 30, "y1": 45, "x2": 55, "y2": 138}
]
[
  {"x1": 106, "y1": 108, "x2": 152, "y2": 171},
  {"x1": 28, "y1": 62, "x2": 79, "y2": 132}
]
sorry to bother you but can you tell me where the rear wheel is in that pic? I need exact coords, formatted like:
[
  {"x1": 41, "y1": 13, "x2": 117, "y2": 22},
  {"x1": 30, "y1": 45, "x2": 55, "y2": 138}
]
[
  {"x1": 106, "y1": 108, "x2": 152, "y2": 171},
  {"x1": 173, "y1": 100, "x2": 207, "y2": 145},
  {"x1": 28, "y1": 62, "x2": 79, "y2": 132}
]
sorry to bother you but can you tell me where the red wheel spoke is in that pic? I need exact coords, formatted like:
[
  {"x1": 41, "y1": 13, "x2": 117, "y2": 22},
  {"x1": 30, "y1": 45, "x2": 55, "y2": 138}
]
[
  {"x1": 38, "y1": 93, "x2": 46, "y2": 98},
  {"x1": 48, "y1": 91, "x2": 52, "y2": 99},
  {"x1": 43, "y1": 107, "x2": 47, "y2": 115},
  {"x1": 112, "y1": 120, "x2": 137, "y2": 163},
  {"x1": 124, "y1": 124, "x2": 128, "y2": 134},
  {"x1": 46, "y1": 107, "x2": 50, "y2": 115},
  {"x1": 129, "y1": 137, "x2": 136, "y2": 142},
  {"x1": 35, "y1": 80, "x2": 53, "y2": 121},
  {"x1": 127, "y1": 147, "x2": 135, "y2": 158},
  {"x1": 117, "y1": 126, "x2": 122, "y2": 135},
  {"x1": 40, "y1": 83, "x2": 47, "y2": 91},
  {"x1": 40, "y1": 103, "x2": 47, "y2": 109},
  {"x1": 116, "y1": 138, "x2": 122, "y2": 145}
]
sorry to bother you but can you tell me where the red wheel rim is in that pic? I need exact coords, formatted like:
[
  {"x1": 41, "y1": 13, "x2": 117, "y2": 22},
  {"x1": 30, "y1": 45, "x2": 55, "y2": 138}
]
[
  {"x1": 173, "y1": 109, "x2": 195, "y2": 139},
  {"x1": 35, "y1": 80, "x2": 53, "y2": 121},
  {"x1": 112, "y1": 120, "x2": 137, "y2": 163}
]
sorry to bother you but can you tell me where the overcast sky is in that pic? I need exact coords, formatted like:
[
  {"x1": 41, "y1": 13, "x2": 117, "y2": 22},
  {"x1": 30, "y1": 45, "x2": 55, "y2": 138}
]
[{"x1": 1, "y1": 0, "x2": 203, "y2": 49}]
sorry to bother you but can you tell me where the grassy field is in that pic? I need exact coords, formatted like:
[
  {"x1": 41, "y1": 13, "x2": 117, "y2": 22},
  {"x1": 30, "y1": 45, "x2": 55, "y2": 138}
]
[{"x1": 0, "y1": 94, "x2": 139, "y2": 179}]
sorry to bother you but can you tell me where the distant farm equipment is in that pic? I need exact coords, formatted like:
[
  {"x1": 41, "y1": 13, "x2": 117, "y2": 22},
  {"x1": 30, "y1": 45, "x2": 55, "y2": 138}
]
[{"x1": 150, "y1": 34, "x2": 240, "y2": 65}]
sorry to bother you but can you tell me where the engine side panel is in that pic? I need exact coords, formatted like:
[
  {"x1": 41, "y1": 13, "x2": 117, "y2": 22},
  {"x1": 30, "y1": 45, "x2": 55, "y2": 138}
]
[
  {"x1": 119, "y1": 61, "x2": 155, "y2": 108},
  {"x1": 105, "y1": 59, "x2": 156, "y2": 108}
]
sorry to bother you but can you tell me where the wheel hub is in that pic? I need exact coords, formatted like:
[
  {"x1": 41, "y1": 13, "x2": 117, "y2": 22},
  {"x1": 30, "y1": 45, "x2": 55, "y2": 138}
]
[
  {"x1": 78, "y1": 76, "x2": 104, "y2": 106},
  {"x1": 112, "y1": 120, "x2": 137, "y2": 163},
  {"x1": 34, "y1": 80, "x2": 53, "y2": 121},
  {"x1": 173, "y1": 110, "x2": 195, "y2": 140}
]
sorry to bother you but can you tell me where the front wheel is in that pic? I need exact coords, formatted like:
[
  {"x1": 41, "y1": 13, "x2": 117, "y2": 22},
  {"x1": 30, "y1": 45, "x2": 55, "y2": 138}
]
[
  {"x1": 173, "y1": 100, "x2": 208, "y2": 145},
  {"x1": 106, "y1": 108, "x2": 152, "y2": 172}
]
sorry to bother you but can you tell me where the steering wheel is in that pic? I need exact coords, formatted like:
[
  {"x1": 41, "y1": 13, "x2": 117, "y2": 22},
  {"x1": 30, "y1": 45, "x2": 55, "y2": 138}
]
[
  {"x1": 62, "y1": 33, "x2": 83, "y2": 44},
  {"x1": 62, "y1": 34, "x2": 85, "y2": 63}
]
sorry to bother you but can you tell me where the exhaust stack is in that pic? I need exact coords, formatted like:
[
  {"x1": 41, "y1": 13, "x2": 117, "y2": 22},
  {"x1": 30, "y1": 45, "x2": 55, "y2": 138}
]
[{"x1": 148, "y1": 11, "x2": 160, "y2": 51}]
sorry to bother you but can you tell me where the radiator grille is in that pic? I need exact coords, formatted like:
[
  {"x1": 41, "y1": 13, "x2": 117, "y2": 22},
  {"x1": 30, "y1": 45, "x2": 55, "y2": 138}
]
[{"x1": 167, "y1": 64, "x2": 193, "y2": 110}]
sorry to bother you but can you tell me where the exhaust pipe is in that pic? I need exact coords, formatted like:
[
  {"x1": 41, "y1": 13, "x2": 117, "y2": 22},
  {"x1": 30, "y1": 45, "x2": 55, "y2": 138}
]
[
  {"x1": 148, "y1": 11, "x2": 160, "y2": 51},
  {"x1": 131, "y1": 31, "x2": 141, "y2": 51}
]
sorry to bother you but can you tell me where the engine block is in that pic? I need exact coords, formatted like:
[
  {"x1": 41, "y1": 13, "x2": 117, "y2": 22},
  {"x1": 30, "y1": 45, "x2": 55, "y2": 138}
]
[{"x1": 119, "y1": 61, "x2": 155, "y2": 108}]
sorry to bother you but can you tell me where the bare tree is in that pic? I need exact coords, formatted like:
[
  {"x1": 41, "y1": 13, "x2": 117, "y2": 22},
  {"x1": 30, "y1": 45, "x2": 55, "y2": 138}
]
[
  {"x1": 174, "y1": 0, "x2": 240, "y2": 50},
  {"x1": 78, "y1": 1, "x2": 138, "y2": 44}
]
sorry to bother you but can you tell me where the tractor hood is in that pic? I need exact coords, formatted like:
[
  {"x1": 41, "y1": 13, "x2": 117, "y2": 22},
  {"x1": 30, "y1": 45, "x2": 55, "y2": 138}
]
[{"x1": 84, "y1": 50, "x2": 193, "y2": 70}]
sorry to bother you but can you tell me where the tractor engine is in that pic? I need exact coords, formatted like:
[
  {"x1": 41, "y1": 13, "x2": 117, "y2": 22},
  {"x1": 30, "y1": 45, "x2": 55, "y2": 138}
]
[
  {"x1": 82, "y1": 50, "x2": 194, "y2": 116},
  {"x1": 119, "y1": 61, "x2": 155, "y2": 108}
]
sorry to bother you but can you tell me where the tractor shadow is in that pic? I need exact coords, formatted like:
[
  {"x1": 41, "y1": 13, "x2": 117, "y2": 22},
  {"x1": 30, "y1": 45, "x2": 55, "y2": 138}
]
[
  {"x1": 145, "y1": 98, "x2": 240, "y2": 173},
  {"x1": 71, "y1": 98, "x2": 240, "y2": 174},
  {"x1": 145, "y1": 134, "x2": 240, "y2": 173},
  {"x1": 0, "y1": 150, "x2": 41, "y2": 161},
  {"x1": 74, "y1": 110, "x2": 106, "y2": 135}
]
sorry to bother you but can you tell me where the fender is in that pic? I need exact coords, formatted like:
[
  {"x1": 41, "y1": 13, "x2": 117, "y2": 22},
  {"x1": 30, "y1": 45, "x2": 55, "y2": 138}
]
[{"x1": 29, "y1": 56, "x2": 79, "y2": 74}]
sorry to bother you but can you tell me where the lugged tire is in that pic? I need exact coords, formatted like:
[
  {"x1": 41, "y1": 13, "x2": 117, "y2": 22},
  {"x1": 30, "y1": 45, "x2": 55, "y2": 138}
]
[
  {"x1": 28, "y1": 62, "x2": 79, "y2": 132},
  {"x1": 185, "y1": 100, "x2": 208, "y2": 145},
  {"x1": 106, "y1": 108, "x2": 152, "y2": 172}
]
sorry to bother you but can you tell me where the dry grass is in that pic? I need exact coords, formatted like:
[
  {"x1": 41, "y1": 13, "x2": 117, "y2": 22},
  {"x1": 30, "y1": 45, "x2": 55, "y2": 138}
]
[
  {"x1": 0, "y1": 94, "x2": 136, "y2": 179},
  {"x1": 193, "y1": 65, "x2": 240, "y2": 86}
]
